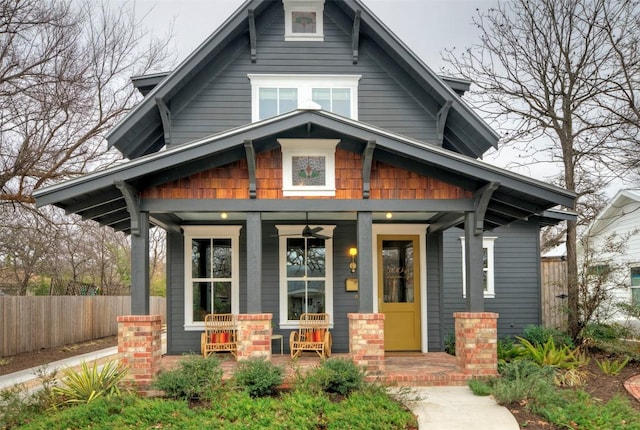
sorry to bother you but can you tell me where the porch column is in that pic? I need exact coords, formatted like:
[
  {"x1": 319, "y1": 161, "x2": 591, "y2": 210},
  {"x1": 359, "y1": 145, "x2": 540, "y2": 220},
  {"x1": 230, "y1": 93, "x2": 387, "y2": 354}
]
[
  {"x1": 464, "y1": 211, "x2": 484, "y2": 312},
  {"x1": 348, "y1": 313, "x2": 385, "y2": 376},
  {"x1": 131, "y1": 211, "x2": 151, "y2": 314},
  {"x1": 246, "y1": 212, "x2": 262, "y2": 313},
  {"x1": 117, "y1": 314, "x2": 162, "y2": 395},
  {"x1": 236, "y1": 313, "x2": 272, "y2": 360},
  {"x1": 357, "y1": 211, "x2": 373, "y2": 313},
  {"x1": 454, "y1": 312, "x2": 499, "y2": 376}
]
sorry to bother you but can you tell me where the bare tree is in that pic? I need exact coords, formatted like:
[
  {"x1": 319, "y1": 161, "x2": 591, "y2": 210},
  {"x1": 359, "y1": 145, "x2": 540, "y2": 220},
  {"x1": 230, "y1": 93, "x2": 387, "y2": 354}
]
[
  {"x1": 443, "y1": 0, "x2": 640, "y2": 338},
  {"x1": 0, "y1": 0, "x2": 171, "y2": 204}
]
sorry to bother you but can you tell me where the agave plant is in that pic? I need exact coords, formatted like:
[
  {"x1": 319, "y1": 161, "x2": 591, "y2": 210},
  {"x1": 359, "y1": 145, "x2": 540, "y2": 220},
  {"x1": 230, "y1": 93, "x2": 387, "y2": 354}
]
[{"x1": 51, "y1": 360, "x2": 129, "y2": 409}]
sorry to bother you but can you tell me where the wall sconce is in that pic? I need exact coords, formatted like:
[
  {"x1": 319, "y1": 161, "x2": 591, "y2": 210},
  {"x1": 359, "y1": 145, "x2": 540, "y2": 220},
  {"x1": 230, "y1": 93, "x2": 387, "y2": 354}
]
[
  {"x1": 220, "y1": 212, "x2": 228, "y2": 219},
  {"x1": 349, "y1": 247, "x2": 358, "y2": 273}
]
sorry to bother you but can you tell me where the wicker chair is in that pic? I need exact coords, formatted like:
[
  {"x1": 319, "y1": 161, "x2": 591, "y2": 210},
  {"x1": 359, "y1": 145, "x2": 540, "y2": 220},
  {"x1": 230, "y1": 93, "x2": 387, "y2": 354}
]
[
  {"x1": 289, "y1": 313, "x2": 332, "y2": 358},
  {"x1": 201, "y1": 313, "x2": 237, "y2": 358}
]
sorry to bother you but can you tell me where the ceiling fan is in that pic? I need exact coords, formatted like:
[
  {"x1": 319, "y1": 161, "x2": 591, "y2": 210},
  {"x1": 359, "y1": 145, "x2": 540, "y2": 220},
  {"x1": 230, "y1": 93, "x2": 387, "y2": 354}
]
[{"x1": 276, "y1": 213, "x2": 331, "y2": 240}]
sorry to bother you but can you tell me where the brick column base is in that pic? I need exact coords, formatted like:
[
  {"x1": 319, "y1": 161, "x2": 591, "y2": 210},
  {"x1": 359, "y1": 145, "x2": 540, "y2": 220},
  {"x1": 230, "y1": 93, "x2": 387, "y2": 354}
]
[
  {"x1": 117, "y1": 315, "x2": 163, "y2": 395},
  {"x1": 348, "y1": 313, "x2": 385, "y2": 375},
  {"x1": 236, "y1": 313, "x2": 272, "y2": 361},
  {"x1": 454, "y1": 312, "x2": 499, "y2": 377}
]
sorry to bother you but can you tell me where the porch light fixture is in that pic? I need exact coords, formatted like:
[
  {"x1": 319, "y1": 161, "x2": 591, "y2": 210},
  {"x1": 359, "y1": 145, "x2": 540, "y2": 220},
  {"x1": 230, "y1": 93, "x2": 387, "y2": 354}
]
[
  {"x1": 220, "y1": 212, "x2": 228, "y2": 219},
  {"x1": 385, "y1": 212, "x2": 393, "y2": 219},
  {"x1": 349, "y1": 247, "x2": 358, "y2": 273}
]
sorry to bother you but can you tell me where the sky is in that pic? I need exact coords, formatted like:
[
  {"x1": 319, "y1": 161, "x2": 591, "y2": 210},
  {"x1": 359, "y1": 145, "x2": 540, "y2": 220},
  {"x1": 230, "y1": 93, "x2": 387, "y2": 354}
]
[{"x1": 123, "y1": 0, "x2": 561, "y2": 181}]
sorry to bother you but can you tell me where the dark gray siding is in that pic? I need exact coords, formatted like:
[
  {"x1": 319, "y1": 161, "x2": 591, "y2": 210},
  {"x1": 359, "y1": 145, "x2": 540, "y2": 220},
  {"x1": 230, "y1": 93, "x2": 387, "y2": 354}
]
[
  {"x1": 441, "y1": 221, "x2": 542, "y2": 341},
  {"x1": 169, "y1": 2, "x2": 437, "y2": 146},
  {"x1": 167, "y1": 219, "x2": 359, "y2": 354},
  {"x1": 426, "y1": 231, "x2": 443, "y2": 351}
]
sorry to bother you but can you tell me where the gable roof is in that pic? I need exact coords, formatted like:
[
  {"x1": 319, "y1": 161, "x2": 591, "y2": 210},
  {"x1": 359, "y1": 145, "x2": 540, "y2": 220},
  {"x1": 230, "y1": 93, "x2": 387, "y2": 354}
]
[
  {"x1": 108, "y1": 0, "x2": 499, "y2": 160},
  {"x1": 35, "y1": 109, "x2": 574, "y2": 235},
  {"x1": 589, "y1": 189, "x2": 640, "y2": 236}
]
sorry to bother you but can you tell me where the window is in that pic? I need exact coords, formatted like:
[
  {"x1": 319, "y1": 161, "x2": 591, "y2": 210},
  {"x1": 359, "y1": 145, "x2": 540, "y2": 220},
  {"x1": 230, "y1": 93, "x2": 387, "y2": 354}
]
[
  {"x1": 460, "y1": 236, "x2": 497, "y2": 298},
  {"x1": 183, "y1": 226, "x2": 241, "y2": 329},
  {"x1": 248, "y1": 74, "x2": 361, "y2": 121},
  {"x1": 277, "y1": 225, "x2": 334, "y2": 328},
  {"x1": 278, "y1": 138, "x2": 339, "y2": 196},
  {"x1": 631, "y1": 267, "x2": 640, "y2": 306},
  {"x1": 283, "y1": 0, "x2": 325, "y2": 41}
]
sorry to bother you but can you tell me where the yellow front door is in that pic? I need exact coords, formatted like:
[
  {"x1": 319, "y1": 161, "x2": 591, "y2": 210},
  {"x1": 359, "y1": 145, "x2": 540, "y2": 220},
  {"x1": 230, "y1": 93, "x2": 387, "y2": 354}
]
[{"x1": 377, "y1": 235, "x2": 421, "y2": 351}]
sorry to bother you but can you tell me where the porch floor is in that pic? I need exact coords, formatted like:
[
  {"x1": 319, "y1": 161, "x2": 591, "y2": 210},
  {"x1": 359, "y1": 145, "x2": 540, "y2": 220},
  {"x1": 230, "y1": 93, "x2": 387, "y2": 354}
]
[{"x1": 161, "y1": 351, "x2": 472, "y2": 387}]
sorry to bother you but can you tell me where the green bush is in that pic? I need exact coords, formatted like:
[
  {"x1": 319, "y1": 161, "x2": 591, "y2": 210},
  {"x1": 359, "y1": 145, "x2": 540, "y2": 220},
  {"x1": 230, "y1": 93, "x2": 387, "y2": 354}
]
[
  {"x1": 468, "y1": 378, "x2": 494, "y2": 396},
  {"x1": 443, "y1": 330, "x2": 456, "y2": 355},
  {"x1": 153, "y1": 354, "x2": 222, "y2": 400},
  {"x1": 497, "y1": 337, "x2": 525, "y2": 363},
  {"x1": 232, "y1": 357, "x2": 284, "y2": 397},
  {"x1": 51, "y1": 360, "x2": 129, "y2": 409},
  {"x1": 298, "y1": 358, "x2": 365, "y2": 396},
  {"x1": 516, "y1": 336, "x2": 587, "y2": 369},
  {"x1": 596, "y1": 357, "x2": 630, "y2": 376},
  {"x1": 521, "y1": 324, "x2": 574, "y2": 348},
  {"x1": 492, "y1": 360, "x2": 557, "y2": 405},
  {"x1": 582, "y1": 322, "x2": 632, "y2": 343}
]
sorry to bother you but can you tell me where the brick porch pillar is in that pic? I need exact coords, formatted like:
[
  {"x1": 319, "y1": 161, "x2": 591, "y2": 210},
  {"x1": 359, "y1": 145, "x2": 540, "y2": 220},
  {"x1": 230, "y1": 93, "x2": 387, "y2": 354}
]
[
  {"x1": 117, "y1": 315, "x2": 163, "y2": 395},
  {"x1": 236, "y1": 313, "x2": 272, "y2": 361},
  {"x1": 348, "y1": 313, "x2": 385, "y2": 375},
  {"x1": 453, "y1": 312, "x2": 499, "y2": 377}
]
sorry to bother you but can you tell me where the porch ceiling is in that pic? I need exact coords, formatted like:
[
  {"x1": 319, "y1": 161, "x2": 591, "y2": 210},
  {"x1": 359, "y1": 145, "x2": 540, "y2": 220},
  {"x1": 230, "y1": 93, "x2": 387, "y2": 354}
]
[{"x1": 34, "y1": 110, "x2": 576, "y2": 235}]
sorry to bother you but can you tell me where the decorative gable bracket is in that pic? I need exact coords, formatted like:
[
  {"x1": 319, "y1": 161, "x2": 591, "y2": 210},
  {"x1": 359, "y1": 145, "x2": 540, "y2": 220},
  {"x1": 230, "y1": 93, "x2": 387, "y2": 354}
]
[
  {"x1": 436, "y1": 100, "x2": 453, "y2": 146},
  {"x1": 361, "y1": 140, "x2": 376, "y2": 199},
  {"x1": 352, "y1": 10, "x2": 361, "y2": 64},
  {"x1": 473, "y1": 181, "x2": 500, "y2": 235},
  {"x1": 115, "y1": 180, "x2": 141, "y2": 236},
  {"x1": 244, "y1": 140, "x2": 257, "y2": 199},
  {"x1": 248, "y1": 9, "x2": 257, "y2": 63},
  {"x1": 155, "y1": 98, "x2": 171, "y2": 146}
]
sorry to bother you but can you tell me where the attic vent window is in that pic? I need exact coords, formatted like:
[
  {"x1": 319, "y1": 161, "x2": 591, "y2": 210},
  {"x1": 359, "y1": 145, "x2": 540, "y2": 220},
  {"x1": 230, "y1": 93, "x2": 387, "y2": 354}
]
[
  {"x1": 278, "y1": 138, "x2": 339, "y2": 196},
  {"x1": 283, "y1": 0, "x2": 324, "y2": 41}
]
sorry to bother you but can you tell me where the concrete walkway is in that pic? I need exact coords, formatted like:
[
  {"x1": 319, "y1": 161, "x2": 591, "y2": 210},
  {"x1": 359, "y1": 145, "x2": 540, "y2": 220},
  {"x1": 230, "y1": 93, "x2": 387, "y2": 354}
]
[{"x1": 0, "y1": 345, "x2": 521, "y2": 429}]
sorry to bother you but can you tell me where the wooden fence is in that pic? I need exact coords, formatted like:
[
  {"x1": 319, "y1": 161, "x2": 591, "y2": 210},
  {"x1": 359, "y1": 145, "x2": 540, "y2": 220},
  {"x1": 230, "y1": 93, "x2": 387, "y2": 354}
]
[
  {"x1": 541, "y1": 257, "x2": 568, "y2": 331},
  {"x1": 0, "y1": 296, "x2": 165, "y2": 357}
]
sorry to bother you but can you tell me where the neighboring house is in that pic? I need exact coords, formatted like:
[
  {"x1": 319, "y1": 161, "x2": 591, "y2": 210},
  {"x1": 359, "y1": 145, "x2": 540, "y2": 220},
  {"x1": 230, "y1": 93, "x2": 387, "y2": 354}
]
[
  {"x1": 34, "y1": 0, "x2": 575, "y2": 355},
  {"x1": 580, "y1": 189, "x2": 640, "y2": 322}
]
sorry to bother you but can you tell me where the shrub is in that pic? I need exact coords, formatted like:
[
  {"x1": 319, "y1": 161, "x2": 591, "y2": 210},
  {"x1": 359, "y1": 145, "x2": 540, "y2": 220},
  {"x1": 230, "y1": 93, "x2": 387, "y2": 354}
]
[
  {"x1": 51, "y1": 360, "x2": 129, "y2": 409},
  {"x1": 153, "y1": 354, "x2": 222, "y2": 400},
  {"x1": 468, "y1": 378, "x2": 493, "y2": 396},
  {"x1": 232, "y1": 357, "x2": 283, "y2": 397},
  {"x1": 521, "y1": 325, "x2": 574, "y2": 348},
  {"x1": 497, "y1": 337, "x2": 525, "y2": 363},
  {"x1": 297, "y1": 358, "x2": 365, "y2": 396},
  {"x1": 443, "y1": 330, "x2": 456, "y2": 355},
  {"x1": 582, "y1": 322, "x2": 632, "y2": 343},
  {"x1": 596, "y1": 357, "x2": 630, "y2": 376},
  {"x1": 492, "y1": 360, "x2": 557, "y2": 405},
  {"x1": 516, "y1": 336, "x2": 587, "y2": 369}
]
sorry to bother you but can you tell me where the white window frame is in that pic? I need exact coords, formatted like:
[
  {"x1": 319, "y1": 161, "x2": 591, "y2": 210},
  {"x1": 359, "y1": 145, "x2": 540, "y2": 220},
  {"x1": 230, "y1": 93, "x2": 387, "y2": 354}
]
[
  {"x1": 460, "y1": 236, "x2": 497, "y2": 298},
  {"x1": 183, "y1": 225, "x2": 241, "y2": 330},
  {"x1": 283, "y1": 0, "x2": 325, "y2": 41},
  {"x1": 278, "y1": 138, "x2": 339, "y2": 196},
  {"x1": 277, "y1": 224, "x2": 335, "y2": 329},
  {"x1": 248, "y1": 74, "x2": 361, "y2": 122},
  {"x1": 630, "y1": 265, "x2": 640, "y2": 306}
]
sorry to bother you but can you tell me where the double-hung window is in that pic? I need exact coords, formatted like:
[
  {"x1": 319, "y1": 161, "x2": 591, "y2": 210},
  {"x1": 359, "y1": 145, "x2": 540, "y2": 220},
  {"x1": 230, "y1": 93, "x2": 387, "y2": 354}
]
[
  {"x1": 277, "y1": 225, "x2": 334, "y2": 328},
  {"x1": 248, "y1": 74, "x2": 361, "y2": 122},
  {"x1": 460, "y1": 236, "x2": 497, "y2": 298},
  {"x1": 183, "y1": 226, "x2": 241, "y2": 329}
]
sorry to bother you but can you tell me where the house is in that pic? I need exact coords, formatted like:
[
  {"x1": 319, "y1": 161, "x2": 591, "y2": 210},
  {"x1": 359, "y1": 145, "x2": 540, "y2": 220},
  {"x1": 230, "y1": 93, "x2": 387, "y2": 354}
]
[
  {"x1": 33, "y1": 0, "x2": 575, "y2": 384},
  {"x1": 579, "y1": 189, "x2": 640, "y2": 323}
]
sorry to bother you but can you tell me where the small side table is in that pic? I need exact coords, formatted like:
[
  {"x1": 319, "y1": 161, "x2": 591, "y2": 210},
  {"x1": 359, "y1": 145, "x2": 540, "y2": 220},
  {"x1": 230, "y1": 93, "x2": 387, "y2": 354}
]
[{"x1": 271, "y1": 334, "x2": 284, "y2": 355}]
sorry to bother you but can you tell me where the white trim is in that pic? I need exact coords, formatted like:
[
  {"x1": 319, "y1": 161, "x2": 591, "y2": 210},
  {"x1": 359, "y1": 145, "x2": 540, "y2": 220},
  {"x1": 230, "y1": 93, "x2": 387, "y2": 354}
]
[
  {"x1": 278, "y1": 138, "x2": 339, "y2": 196},
  {"x1": 283, "y1": 0, "x2": 325, "y2": 41},
  {"x1": 372, "y1": 224, "x2": 428, "y2": 353},
  {"x1": 182, "y1": 225, "x2": 242, "y2": 331},
  {"x1": 277, "y1": 224, "x2": 335, "y2": 329},
  {"x1": 247, "y1": 74, "x2": 361, "y2": 121},
  {"x1": 460, "y1": 236, "x2": 497, "y2": 299}
]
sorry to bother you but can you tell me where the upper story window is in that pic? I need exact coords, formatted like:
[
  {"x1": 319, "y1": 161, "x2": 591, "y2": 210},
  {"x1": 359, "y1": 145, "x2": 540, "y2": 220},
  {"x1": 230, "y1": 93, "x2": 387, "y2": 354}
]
[
  {"x1": 248, "y1": 74, "x2": 361, "y2": 122},
  {"x1": 283, "y1": 0, "x2": 325, "y2": 41}
]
